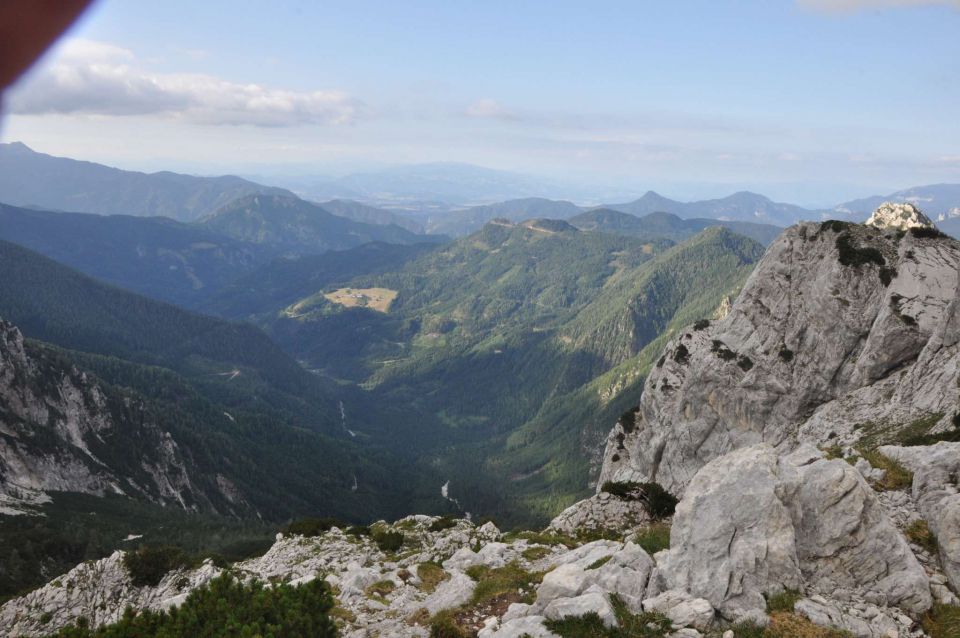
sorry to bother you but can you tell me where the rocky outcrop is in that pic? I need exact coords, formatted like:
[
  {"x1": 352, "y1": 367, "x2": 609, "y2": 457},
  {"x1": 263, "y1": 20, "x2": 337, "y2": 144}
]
[
  {"x1": 879, "y1": 441, "x2": 960, "y2": 593},
  {"x1": 547, "y1": 491, "x2": 650, "y2": 534},
  {"x1": 599, "y1": 209, "x2": 960, "y2": 496},
  {"x1": 866, "y1": 203, "x2": 935, "y2": 231},
  {"x1": 0, "y1": 319, "x2": 214, "y2": 514},
  {"x1": 658, "y1": 444, "x2": 931, "y2": 622}
]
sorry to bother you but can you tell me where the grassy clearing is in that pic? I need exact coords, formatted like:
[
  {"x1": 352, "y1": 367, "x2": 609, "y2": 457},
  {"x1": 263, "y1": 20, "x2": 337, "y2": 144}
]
[
  {"x1": 323, "y1": 287, "x2": 398, "y2": 312},
  {"x1": 730, "y1": 612, "x2": 851, "y2": 638}
]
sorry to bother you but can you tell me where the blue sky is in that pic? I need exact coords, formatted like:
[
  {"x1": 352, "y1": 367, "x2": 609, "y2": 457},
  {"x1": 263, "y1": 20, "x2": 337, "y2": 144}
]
[{"x1": 2, "y1": 0, "x2": 959, "y2": 205}]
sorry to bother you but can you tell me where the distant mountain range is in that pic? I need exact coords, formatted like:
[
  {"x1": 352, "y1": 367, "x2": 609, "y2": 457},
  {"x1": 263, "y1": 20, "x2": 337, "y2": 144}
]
[
  {"x1": 198, "y1": 194, "x2": 444, "y2": 252},
  {"x1": 835, "y1": 183, "x2": 960, "y2": 220},
  {"x1": 424, "y1": 197, "x2": 583, "y2": 236},
  {"x1": 602, "y1": 190, "x2": 815, "y2": 226},
  {"x1": 569, "y1": 209, "x2": 783, "y2": 246},
  {"x1": 0, "y1": 199, "x2": 443, "y2": 309},
  {"x1": 0, "y1": 142, "x2": 292, "y2": 222},
  {"x1": 3, "y1": 141, "x2": 960, "y2": 240}
]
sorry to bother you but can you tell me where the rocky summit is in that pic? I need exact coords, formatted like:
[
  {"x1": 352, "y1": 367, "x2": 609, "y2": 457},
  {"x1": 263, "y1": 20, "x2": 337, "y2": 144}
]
[
  {"x1": 866, "y1": 203, "x2": 936, "y2": 232},
  {"x1": 4, "y1": 206, "x2": 960, "y2": 638}
]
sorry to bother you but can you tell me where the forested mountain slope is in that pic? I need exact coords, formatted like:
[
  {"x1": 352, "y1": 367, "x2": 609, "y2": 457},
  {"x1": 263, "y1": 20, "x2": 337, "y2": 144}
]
[
  {"x1": 199, "y1": 194, "x2": 443, "y2": 253},
  {"x1": 570, "y1": 208, "x2": 782, "y2": 246},
  {"x1": 0, "y1": 203, "x2": 274, "y2": 308}
]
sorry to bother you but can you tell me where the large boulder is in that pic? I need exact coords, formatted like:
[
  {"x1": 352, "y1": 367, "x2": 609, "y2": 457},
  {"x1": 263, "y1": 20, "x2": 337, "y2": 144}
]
[
  {"x1": 658, "y1": 444, "x2": 931, "y2": 621},
  {"x1": 547, "y1": 492, "x2": 650, "y2": 534},
  {"x1": 532, "y1": 541, "x2": 654, "y2": 614},
  {"x1": 598, "y1": 215, "x2": 960, "y2": 496}
]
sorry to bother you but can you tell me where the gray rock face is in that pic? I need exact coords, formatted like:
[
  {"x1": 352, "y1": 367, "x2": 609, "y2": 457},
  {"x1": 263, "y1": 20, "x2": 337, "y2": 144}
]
[
  {"x1": 0, "y1": 319, "x2": 209, "y2": 515},
  {"x1": 879, "y1": 441, "x2": 960, "y2": 593},
  {"x1": 599, "y1": 215, "x2": 960, "y2": 496},
  {"x1": 866, "y1": 202, "x2": 934, "y2": 231},
  {"x1": 547, "y1": 491, "x2": 650, "y2": 534},
  {"x1": 658, "y1": 444, "x2": 931, "y2": 620},
  {"x1": 641, "y1": 589, "x2": 714, "y2": 629}
]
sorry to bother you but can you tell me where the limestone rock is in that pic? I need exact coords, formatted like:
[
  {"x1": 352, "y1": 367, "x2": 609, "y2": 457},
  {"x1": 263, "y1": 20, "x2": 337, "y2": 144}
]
[
  {"x1": 543, "y1": 591, "x2": 617, "y2": 627},
  {"x1": 547, "y1": 492, "x2": 650, "y2": 534},
  {"x1": 642, "y1": 589, "x2": 714, "y2": 629},
  {"x1": 598, "y1": 216, "x2": 960, "y2": 496},
  {"x1": 658, "y1": 445, "x2": 931, "y2": 620},
  {"x1": 478, "y1": 615, "x2": 559, "y2": 638},
  {"x1": 0, "y1": 320, "x2": 213, "y2": 515},
  {"x1": 865, "y1": 202, "x2": 934, "y2": 231},
  {"x1": 879, "y1": 441, "x2": 960, "y2": 593}
]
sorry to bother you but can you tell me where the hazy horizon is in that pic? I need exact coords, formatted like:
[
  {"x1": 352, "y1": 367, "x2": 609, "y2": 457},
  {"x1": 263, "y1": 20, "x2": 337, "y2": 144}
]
[{"x1": 2, "y1": 0, "x2": 959, "y2": 206}]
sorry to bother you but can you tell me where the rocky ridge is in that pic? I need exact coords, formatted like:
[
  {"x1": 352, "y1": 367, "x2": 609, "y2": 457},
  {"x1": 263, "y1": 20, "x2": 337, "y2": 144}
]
[{"x1": 599, "y1": 212, "x2": 960, "y2": 495}]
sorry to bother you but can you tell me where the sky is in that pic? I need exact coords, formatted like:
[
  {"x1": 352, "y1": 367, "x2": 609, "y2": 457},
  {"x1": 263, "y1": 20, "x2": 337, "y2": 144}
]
[{"x1": 2, "y1": 0, "x2": 959, "y2": 206}]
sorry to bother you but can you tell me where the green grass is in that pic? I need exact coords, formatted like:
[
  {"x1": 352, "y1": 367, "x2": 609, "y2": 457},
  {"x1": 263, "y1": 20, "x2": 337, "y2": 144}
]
[
  {"x1": 859, "y1": 450, "x2": 913, "y2": 491},
  {"x1": 364, "y1": 579, "x2": 396, "y2": 598},
  {"x1": 634, "y1": 522, "x2": 671, "y2": 555},
  {"x1": 906, "y1": 520, "x2": 939, "y2": 555},
  {"x1": 465, "y1": 562, "x2": 542, "y2": 605},
  {"x1": 543, "y1": 594, "x2": 672, "y2": 637},
  {"x1": 521, "y1": 546, "x2": 551, "y2": 561},
  {"x1": 417, "y1": 562, "x2": 449, "y2": 593},
  {"x1": 586, "y1": 556, "x2": 612, "y2": 570},
  {"x1": 766, "y1": 589, "x2": 802, "y2": 613},
  {"x1": 923, "y1": 604, "x2": 960, "y2": 638}
]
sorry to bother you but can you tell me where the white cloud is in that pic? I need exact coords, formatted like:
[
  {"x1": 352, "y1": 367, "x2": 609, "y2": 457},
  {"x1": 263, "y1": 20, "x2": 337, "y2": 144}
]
[
  {"x1": 464, "y1": 98, "x2": 518, "y2": 121},
  {"x1": 798, "y1": 0, "x2": 960, "y2": 12},
  {"x1": 7, "y1": 39, "x2": 361, "y2": 127}
]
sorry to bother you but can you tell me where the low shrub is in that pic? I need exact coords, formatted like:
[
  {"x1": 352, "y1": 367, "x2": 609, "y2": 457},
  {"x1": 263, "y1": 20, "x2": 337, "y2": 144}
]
[
  {"x1": 48, "y1": 574, "x2": 336, "y2": 637},
  {"x1": 693, "y1": 319, "x2": 710, "y2": 331},
  {"x1": 910, "y1": 226, "x2": 949, "y2": 240},
  {"x1": 122, "y1": 545, "x2": 190, "y2": 587},
  {"x1": 878, "y1": 266, "x2": 897, "y2": 286},
  {"x1": 737, "y1": 355, "x2": 754, "y2": 371},
  {"x1": 835, "y1": 233, "x2": 885, "y2": 268},
  {"x1": 428, "y1": 516, "x2": 458, "y2": 533},
  {"x1": 778, "y1": 347, "x2": 794, "y2": 362},
  {"x1": 673, "y1": 344, "x2": 690, "y2": 365},
  {"x1": 282, "y1": 517, "x2": 345, "y2": 537},
  {"x1": 373, "y1": 529, "x2": 405, "y2": 552},
  {"x1": 618, "y1": 407, "x2": 639, "y2": 433},
  {"x1": 600, "y1": 481, "x2": 678, "y2": 518}
]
